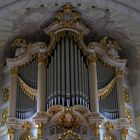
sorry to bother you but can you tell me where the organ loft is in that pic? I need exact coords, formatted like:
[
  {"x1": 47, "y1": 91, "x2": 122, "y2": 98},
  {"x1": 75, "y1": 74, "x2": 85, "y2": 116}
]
[{"x1": 0, "y1": 3, "x2": 138, "y2": 140}]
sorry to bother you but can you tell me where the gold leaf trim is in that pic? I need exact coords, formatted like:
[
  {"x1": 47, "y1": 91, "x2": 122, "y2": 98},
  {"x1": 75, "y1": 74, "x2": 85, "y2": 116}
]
[
  {"x1": 1, "y1": 108, "x2": 8, "y2": 126},
  {"x1": 18, "y1": 76, "x2": 37, "y2": 100},
  {"x1": 98, "y1": 78, "x2": 116, "y2": 101},
  {"x1": 123, "y1": 87, "x2": 130, "y2": 105},
  {"x1": 97, "y1": 54, "x2": 115, "y2": 69},
  {"x1": 2, "y1": 87, "x2": 10, "y2": 104}
]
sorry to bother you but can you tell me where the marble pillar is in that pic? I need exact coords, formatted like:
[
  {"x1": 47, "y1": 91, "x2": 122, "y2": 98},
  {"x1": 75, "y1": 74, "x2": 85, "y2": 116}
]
[
  {"x1": 88, "y1": 54, "x2": 99, "y2": 113},
  {"x1": 9, "y1": 67, "x2": 18, "y2": 119},
  {"x1": 116, "y1": 68, "x2": 125, "y2": 118},
  {"x1": 37, "y1": 53, "x2": 47, "y2": 112}
]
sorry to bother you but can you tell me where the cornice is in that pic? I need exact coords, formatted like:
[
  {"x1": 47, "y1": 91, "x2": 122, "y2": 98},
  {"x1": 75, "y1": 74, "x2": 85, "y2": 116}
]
[{"x1": 88, "y1": 42, "x2": 127, "y2": 69}]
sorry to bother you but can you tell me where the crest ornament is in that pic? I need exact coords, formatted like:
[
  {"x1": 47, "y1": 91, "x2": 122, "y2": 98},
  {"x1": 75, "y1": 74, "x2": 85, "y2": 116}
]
[{"x1": 56, "y1": 3, "x2": 79, "y2": 27}]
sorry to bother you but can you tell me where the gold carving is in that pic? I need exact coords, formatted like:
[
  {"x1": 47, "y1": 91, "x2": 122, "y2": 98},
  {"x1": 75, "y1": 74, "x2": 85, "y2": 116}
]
[
  {"x1": 91, "y1": 123, "x2": 100, "y2": 138},
  {"x1": 115, "y1": 67, "x2": 123, "y2": 76},
  {"x1": 58, "y1": 129, "x2": 81, "y2": 140},
  {"x1": 18, "y1": 76, "x2": 37, "y2": 100},
  {"x1": 99, "y1": 78, "x2": 116, "y2": 101},
  {"x1": 37, "y1": 123, "x2": 46, "y2": 139},
  {"x1": 19, "y1": 131, "x2": 34, "y2": 140},
  {"x1": 7, "y1": 127, "x2": 14, "y2": 140},
  {"x1": 56, "y1": 107, "x2": 80, "y2": 129},
  {"x1": 22, "y1": 121, "x2": 31, "y2": 131},
  {"x1": 103, "y1": 122, "x2": 116, "y2": 140},
  {"x1": 10, "y1": 67, "x2": 18, "y2": 75},
  {"x1": 37, "y1": 53, "x2": 48, "y2": 64},
  {"x1": 56, "y1": 3, "x2": 79, "y2": 27},
  {"x1": 19, "y1": 55, "x2": 37, "y2": 69},
  {"x1": 87, "y1": 54, "x2": 97, "y2": 65},
  {"x1": 97, "y1": 54, "x2": 115, "y2": 69},
  {"x1": 121, "y1": 128, "x2": 128, "y2": 140},
  {"x1": 11, "y1": 38, "x2": 31, "y2": 48},
  {"x1": 104, "y1": 122, "x2": 114, "y2": 132},
  {"x1": 1, "y1": 108, "x2": 8, "y2": 125},
  {"x1": 2, "y1": 87, "x2": 9, "y2": 104},
  {"x1": 99, "y1": 36, "x2": 121, "y2": 50},
  {"x1": 104, "y1": 133, "x2": 117, "y2": 140},
  {"x1": 125, "y1": 108, "x2": 132, "y2": 124},
  {"x1": 123, "y1": 88, "x2": 130, "y2": 105}
]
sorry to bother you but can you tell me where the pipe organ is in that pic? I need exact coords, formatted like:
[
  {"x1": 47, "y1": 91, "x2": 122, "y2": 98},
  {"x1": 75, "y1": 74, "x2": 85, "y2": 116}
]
[
  {"x1": 46, "y1": 34, "x2": 90, "y2": 110},
  {"x1": 0, "y1": 4, "x2": 134, "y2": 140},
  {"x1": 96, "y1": 59, "x2": 119, "y2": 119},
  {"x1": 16, "y1": 57, "x2": 37, "y2": 119}
]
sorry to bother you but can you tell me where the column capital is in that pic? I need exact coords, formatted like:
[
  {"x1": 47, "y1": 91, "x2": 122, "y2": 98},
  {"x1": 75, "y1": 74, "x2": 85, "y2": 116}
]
[
  {"x1": 10, "y1": 67, "x2": 18, "y2": 75},
  {"x1": 87, "y1": 54, "x2": 97, "y2": 65},
  {"x1": 37, "y1": 53, "x2": 48, "y2": 64},
  {"x1": 115, "y1": 67, "x2": 123, "y2": 76}
]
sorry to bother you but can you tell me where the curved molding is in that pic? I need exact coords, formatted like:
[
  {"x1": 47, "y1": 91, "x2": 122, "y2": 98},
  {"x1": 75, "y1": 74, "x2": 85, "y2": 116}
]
[
  {"x1": 6, "y1": 42, "x2": 47, "y2": 68},
  {"x1": 88, "y1": 42, "x2": 127, "y2": 69}
]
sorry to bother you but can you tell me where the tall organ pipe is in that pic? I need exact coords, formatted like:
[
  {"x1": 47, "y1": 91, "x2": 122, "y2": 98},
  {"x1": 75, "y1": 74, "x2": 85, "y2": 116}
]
[{"x1": 45, "y1": 34, "x2": 90, "y2": 109}]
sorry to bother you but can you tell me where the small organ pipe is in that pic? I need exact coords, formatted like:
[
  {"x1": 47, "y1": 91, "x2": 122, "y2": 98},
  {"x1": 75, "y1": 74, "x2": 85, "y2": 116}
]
[
  {"x1": 65, "y1": 36, "x2": 70, "y2": 106},
  {"x1": 61, "y1": 37, "x2": 65, "y2": 105}
]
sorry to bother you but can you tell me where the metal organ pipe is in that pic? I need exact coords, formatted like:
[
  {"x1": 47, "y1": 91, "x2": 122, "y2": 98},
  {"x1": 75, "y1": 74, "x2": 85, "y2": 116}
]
[
  {"x1": 16, "y1": 58, "x2": 37, "y2": 119},
  {"x1": 70, "y1": 39, "x2": 75, "y2": 106},
  {"x1": 57, "y1": 42, "x2": 61, "y2": 105},
  {"x1": 45, "y1": 33, "x2": 90, "y2": 110},
  {"x1": 65, "y1": 36, "x2": 70, "y2": 106}
]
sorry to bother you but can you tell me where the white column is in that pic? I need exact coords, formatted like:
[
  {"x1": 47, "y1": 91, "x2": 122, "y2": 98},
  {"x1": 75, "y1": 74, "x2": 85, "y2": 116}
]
[
  {"x1": 116, "y1": 68, "x2": 125, "y2": 118},
  {"x1": 9, "y1": 67, "x2": 17, "y2": 118},
  {"x1": 37, "y1": 53, "x2": 47, "y2": 112},
  {"x1": 88, "y1": 54, "x2": 99, "y2": 113}
]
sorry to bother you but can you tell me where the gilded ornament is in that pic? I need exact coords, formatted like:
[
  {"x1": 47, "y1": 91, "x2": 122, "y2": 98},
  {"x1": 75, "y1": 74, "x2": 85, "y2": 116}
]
[
  {"x1": 19, "y1": 132, "x2": 34, "y2": 140},
  {"x1": 1, "y1": 108, "x2": 8, "y2": 125},
  {"x1": 121, "y1": 128, "x2": 128, "y2": 140},
  {"x1": 56, "y1": 4, "x2": 79, "y2": 27},
  {"x1": 58, "y1": 129, "x2": 81, "y2": 140},
  {"x1": 7, "y1": 127, "x2": 14, "y2": 140},
  {"x1": 104, "y1": 122, "x2": 114, "y2": 132},
  {"x1": 19, "y1": 55, "x2": 37, "y2": 70},
  {"x1": 10, "y1": 67, "x2": 18, "y2": 75},
  {"x1": 115, "y1": 67, "x2": 123, "y2": 76},
  {"x1": 56, "y1": 107, "x2": 80, "y2": 129},
  {"x1": 22, "y1": 121, "x2": 31, "y2": 131},
  {"x1": 2, "y1": 87, "x2": 9, "y2": 104},
  {"x1": 97, "y1": 54, "x2": 115, "y2": 69},
  {"x1": 125, "y1": 108, "x2": 132, "y2": 124},
  {"x1": 87, "y1": 54, "x2": 97, "y2": 65},
  {"x1": 91, "y1": 123, "x2": 100, "y2": 138},
  {"x1": 99, "y1": 78, "x2": 116, "y2": 101},
  {"x1": 37, "y1": 53, "x2": 47, "y2": 64},
  {"x1": 37, "y1": 123, "x2": 46, "y2": 139},
  {"x1": 104, "y1": 133, "x2": 117, "y2": 140},
  {"x1": 18, "y1": 76, "x2": 37, "y2": 100},
  {"x1": 123, "y1": 88, "x2": 130, "y2": 105},
  {"x1": 103, "y1": 122, "x2": 116, "y2": 140}
]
